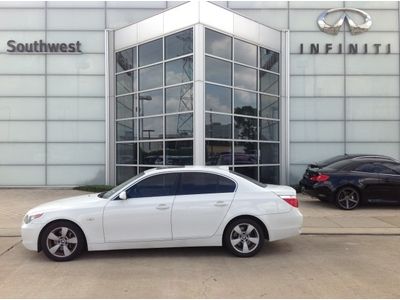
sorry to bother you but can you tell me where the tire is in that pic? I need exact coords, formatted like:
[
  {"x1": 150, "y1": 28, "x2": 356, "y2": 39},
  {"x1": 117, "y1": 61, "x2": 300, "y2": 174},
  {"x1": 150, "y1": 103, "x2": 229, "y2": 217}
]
[
  {"x1": 40, "y1": 221, "x2": 85, "y2": 262},
  {"x1": 335, "y1": 186, "x2": 361, "y2": 210},
  {"x1": 224, "y1": 218, "x2": 265, "y2": 257}
]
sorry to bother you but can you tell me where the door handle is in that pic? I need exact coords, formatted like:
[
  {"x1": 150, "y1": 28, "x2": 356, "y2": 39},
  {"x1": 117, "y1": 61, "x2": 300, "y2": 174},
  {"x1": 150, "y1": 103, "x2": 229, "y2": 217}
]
[
  {"x1": 156, "y1": 204, "x2": 170, "y2": 210},
  {"x1": 214, "y1": 201, "x2": 227, "y2": 207}
]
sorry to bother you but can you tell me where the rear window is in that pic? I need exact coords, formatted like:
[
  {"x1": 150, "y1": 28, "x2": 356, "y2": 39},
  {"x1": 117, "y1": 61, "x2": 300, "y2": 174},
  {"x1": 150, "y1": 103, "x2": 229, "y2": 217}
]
[
  {"x1": 323, "y1": 159, "x2": 355, "y2": 171},
  {"x1": 230, "y1": 171, "x2": 267, "y2": 188},
  {"x1": 177, "y1": 172, "x2": 236, "y2": 195}
]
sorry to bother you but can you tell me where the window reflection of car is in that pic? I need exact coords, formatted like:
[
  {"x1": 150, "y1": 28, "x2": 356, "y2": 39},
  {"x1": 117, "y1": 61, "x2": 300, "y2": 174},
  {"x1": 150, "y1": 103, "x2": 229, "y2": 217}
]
[
  {"x1": 142, "y1": 155, "x2": 163, "y2": 165},
  {"x1": 166, "y1": 156, "x2": 193, "y2": 165},
  {"x1": 215, "y1": 153, "x2": 257, "y2": 165}
]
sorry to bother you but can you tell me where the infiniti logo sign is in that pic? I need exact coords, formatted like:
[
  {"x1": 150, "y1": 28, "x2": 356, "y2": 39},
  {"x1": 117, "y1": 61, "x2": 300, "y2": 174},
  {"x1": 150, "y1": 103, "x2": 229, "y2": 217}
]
[{"x1": 317, "y1": 8, "x2": 372, "y2": 35}]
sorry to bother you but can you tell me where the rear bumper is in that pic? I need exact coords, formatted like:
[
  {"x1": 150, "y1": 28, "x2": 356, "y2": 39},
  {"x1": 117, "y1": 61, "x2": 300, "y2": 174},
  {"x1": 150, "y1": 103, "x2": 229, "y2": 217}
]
[
  {"x1": 299, "y1": 179, "x2": 334, "y2": 201},
  {"x1": 261, "y1": 208, "x2": 303, "y2": 242}
]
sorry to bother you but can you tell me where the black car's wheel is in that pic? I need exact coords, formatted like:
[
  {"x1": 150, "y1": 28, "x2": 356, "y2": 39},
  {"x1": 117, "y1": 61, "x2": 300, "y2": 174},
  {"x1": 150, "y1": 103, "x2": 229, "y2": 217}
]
[
  {"x1": 224, "y1": 218, "x2": 264, "y2": 257},
  {"x1": 40, "y1": 221, "x2": 85, "y2": 262},
  {"x1": 335, "y1": 186, "x2": 361, "y2": 210}
]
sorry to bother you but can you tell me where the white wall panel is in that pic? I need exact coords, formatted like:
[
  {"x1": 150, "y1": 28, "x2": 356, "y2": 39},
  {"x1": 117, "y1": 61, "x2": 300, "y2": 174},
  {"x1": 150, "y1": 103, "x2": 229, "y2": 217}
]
[
  {"x1": 345, "y1": 1, "x2": 398, "y2": 9},
  {"x1": 47, "y1": 98, "x2": 105, "y2": 120},
  {"x1": 346, "y1": 98, "x2": 400, "y2": 120},
  {"x1": 47, "y1": 165, "x2": 105, "y2": 185},
  {"x1": 0, "y1": 166, "x2": 45, "y2": 186},
  {"x1": 291, "y1": 121, "x2": 344, "y2": 142},
  {"x1": 163, "y1": 1, "x2": 198, "y2": 34},
  {"x1": 289, "y1": 10, "x2": 323, "y2": 31},
  {"x1": 0, "y1": 143, "x2": 45, "y2": 164},
  {"x1": 291, "y1": 54, "x2": 344, "y2": 75},
  {"x1": 233, "y1": 14, "x2": 259, "y2": 43},
  {"x1": 289, "y1": 164, "x2": 308, "y2": 185},
  {"x1": 47, "y1": 121, "x2": 105, "y2": 142},
  {"x1": 229, "y1": 1, "x2": 288, "y2": 9},
  {"x1": 290, "y1": 75, "x2": 344, "y2": 97},
  {"x1": 290, "y1": 98, "x2": 344, "y2": 120},
  {"x1": 0, "y1": 75, "x2": 45, "y2": 96},
  {"x1": 289, "y1": 1, "x2": 343, "y2": 9},
  {"x1": 234, "y1": 10, "x2": 288, "y2": 29},
  {"x1": 346, "y1": 121, "x2": 400, "y2": 142},
  {"x1": 107, "y1": 1, "x2": 167, "y2": 8},
  {"x1": 0, "y1": 1, "x2": 44, "y2": 7},
  {"x1": 0, "y1": 98, "x2": 45, "y2": 120},
  {"x1": 0, "y1": 54, "x2": 45, "y2": 74},
  {"x1": 290, "y1": 142, "x2": 345, "y2": 164},
  {"x1": 47, "y1": 54, "x2": 105, "y2": 75},
  {"x1": 200, "y1": 1, "x2": 234, "y2": 34},
  {"x1": 47, "y1": 31, "x2": 104, "y2": 53},
  {"x1": 48, "y1": 143, "x2": 105, "y2": 164},
  {"x1": 107, "y1": 9, "x2": 162, "y2": 30},
  {"x1": 48, "y1": 1, "x2": 105, "y2": 8},
  {"x1": 0, "y1": 121, "x2": 45, "y2": 142},
  {"x1": 346, "y1": 76, "x2": 399, "y2": 97},
  {"x1": 115, "y1": 24, "x2": 138, "y2": 51},
  {"x1": 47, "y1": 75, "x2": 104, "y2": 97},
  {"x1": 346, "y1": 143, "x2": 400, "y2": 159},
  {"x1": 290, "y1": 32, "x2": 344, "y2": 54},
  {"x1": 346, "y1": 55, "x2": 399, "y2": 75},
  {"x1": 137, "y1": 13, "x2": 164, "y2": 43},
  {"x1": 47, "y1": 9, "x2": 105, "y2": 30},
  {"x1": 346, "y1": 32, "x2": 399, "y2": 53},
  {"x1": 0, "y1": 9, "x2": 45, "y2": 30}
]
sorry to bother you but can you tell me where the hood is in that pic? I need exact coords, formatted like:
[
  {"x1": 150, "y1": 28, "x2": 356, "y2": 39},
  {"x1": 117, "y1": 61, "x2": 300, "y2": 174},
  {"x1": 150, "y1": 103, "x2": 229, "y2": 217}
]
[
  {"x1": 28, "y1": 193, "x2": 102, "y2": 215},
  {"x1": 264, "y1": 184, "x2": 296, "y2": 197}
]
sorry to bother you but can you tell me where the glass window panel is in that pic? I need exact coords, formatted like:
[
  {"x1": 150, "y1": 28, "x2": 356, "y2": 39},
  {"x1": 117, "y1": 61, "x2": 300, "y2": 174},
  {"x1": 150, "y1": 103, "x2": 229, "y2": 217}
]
[
  {"x1": 116, "y1": 72, "x2": 135, "y2": 95},
  {"x1": 260, "y1": 143, "x2": 279, "y2": 164},
  {"x1": 260, "y1": 95, "x2": 279, "y2": 119},
  {"x1": 165, "y1": 83, "x2": 193, "y2": 113},
  {"x1": 116, "y1": 143, "x2": 137, "y2": 164},
  {"x1": 139, "y1": 142, "x2": 163, "y2": 165},
  {"x1": 205, "y1": 56, "x2": 232, "y2": 86},
  {"x1": 116, "y1": 166, "x2": 137, "y2": 185},
  {"x1": 166, "y1": 140, "x2": 193, "y2": 165},
  {"x1": 260, "y1": 48, "x2": 279, "y2": 72},
  {"x1": 234, "y1": 39, "x2": 257, "y2": 67},
  {"x1": 234, "y1": 166, "x2": 258, "y2": 181},
  {"x1": 260, "y1": 166, "x2": 279, "y2": 184},
  {"x1": 260, "y1": 119, "x2": 279, "y2": 141},
  {"x1": 127, "y1": 173, "x2": 179, "y2": 198},
  {"x1": 234, "y1": 142, "x2": 257, "y2": 165},
  {"x1": 259, "y1": 71, "x2": 279, "y2": 95},
  {"x1": 177, "y1": 172, "x2": 236, "y2": 195},
  {"x1": 234, "y1": 90, "x2": 257, "y2": 116},
  {"x1": 116, "y1": 47, "x2": 136, "y2": 72},
  {"x1": 234, "y1": 116, "x2": 257, "y2": 140},
  {"x1": 165, "y1": 113, "x2": 193, "y2": 139},
  {"x1": 139, "y1": 116, "x2": 163, "y2": 140},
  {"x1": 165, "y1": 28, "x2": 193, "y2": 59},
  {"x1": 116, "y1": 95, "x2": 135, "y2": 119},
  {"x1": 139, "y1": 64, "x2": 162, "y2": 91},
  {"x1": 138, "y1": 38, "x2": 162, "y2": 67},
  {"x1": 138, "y1": 89, "x2": 162, "y2": 116},
  {"x1": 206, "y1": 140, "x2": 232, "y2": 165},
  {"x1": 117, "y1": 119, "x2": 136, "y2": 141},
  {"x1": 234, "y1": 64, "x2": 257, "y2": 91},
  {"x1": 205, "y1": 113, "x2": 232, "y2": 139},
  {"x1": 165, "y1": 56, "x2": 193, "y2": 86},
  {"x1": 205, "y1": 28, "x2": 232, "y2": 59},
  {"x1": 47, "y1": 143, "x2": 104, "y2": 164},
  {"x1": 205, "y1": 84, "x2": 232, "y2": 113}
]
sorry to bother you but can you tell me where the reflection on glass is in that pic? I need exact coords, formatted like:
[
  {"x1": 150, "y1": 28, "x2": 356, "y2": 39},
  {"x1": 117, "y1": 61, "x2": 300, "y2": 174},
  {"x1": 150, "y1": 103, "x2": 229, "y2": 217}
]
[
  {"x1": 138, "y1": 89, "x2": 162, "y2": 116},
  {"x1": 116, "y1": 95, "x2": 135, "y2": 119},
  {"x1": 166, "y1": 140, "x2": 193, "y2": 165},
  {"x1": 234, "y1": 90, "x2": 257, "y2": 116},
  {"x1": 234, "y1": 166, "x2": 258, "y2": 180},
  {"x1": 165, "y1": 83, "x2": 193, "y2": 113},
  {"x1": 205, "y1": 84, "x2": 232, "y2": 113},
  {"x1": 165, "y1": 56, "x2": 193, "y2": 86},
  {"x1": 259, "y1": 71, "x2": 279, "y2": 95},
  {"x1": 165, "y1": 113, "x2": 193, "y2": 138},
  {"x1": 205, "y1": 28, "x2": 232, "y2": 59},
  {"x1": 205, "y1": 56, "x2": 232, "y2": 86},
  {"x1": 260, "y1": 95, "x2": 279, "y2": 119},
  {"x1": 260, "y1": 120, "x2": 279, "y2": 141},
  {"x1": 260, "y1": 48, "x2": 279, "y2": 73},
  {"x1": 205, "y1": 113, "x2": 232, "y2": 139},
  {"x1": 139, "y1": 64, "x2": 162, "y2": 91},
  {"x1": 234, "y1": 64, "x2": 257, "y2": 91},
  {"x1": 116, "y1": 166, "x2": 137, "y2": 184},
  {"x1": 116, "y1": 143, "x2": 137, "y2": 164},
  {"x1": 116, "y1": 119, "x2": 136, "y2": 141},
  {"x1": 165, "y1": 29, "x2": 193, "y2": 59},
  {"x1": 260, "y1": 143, "x2": 279, "y2": 164},
  {"x1": 234, "y1": 116, "x2": 257, "y2": 140},
  {"x1": 234, "y1": 142, "x2": 257, "y2": 165},
  {"x1": 139, "y1": 116, "x2": 163, "y2": 140},
  {"x1": 206, "y1": 140, "x2": 232, "y2": 165},
  {"x1": 139, "y1": 142, "x2": 163, "y2": 165},
  {"x1": 138, "y1": 38, "x2": 162, "y2": 67},
  {"x1": 260, "y1": 166, "x2": 279, "y2": 184},
  {"x1": 235, "y1": 39, "x2": 257, "y2": 67},
  {"x1": 116, "y1": 47, "x2": 135, "y2": 72},
  {"x1": 116, "y1": 72, "x2": 135, "y2": 95}
]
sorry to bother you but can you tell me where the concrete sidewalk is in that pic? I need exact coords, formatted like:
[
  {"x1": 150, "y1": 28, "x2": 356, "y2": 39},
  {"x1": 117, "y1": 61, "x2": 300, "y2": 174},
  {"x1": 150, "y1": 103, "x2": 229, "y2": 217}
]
[{"x1": 0, "y1": 189, "x2": 399, "y2": 236}]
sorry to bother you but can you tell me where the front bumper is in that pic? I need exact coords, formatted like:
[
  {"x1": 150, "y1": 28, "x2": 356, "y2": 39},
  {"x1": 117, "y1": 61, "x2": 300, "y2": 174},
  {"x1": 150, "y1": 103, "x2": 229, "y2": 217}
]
[{"x1": 21, "y1": 222, "x2": 44, "y2": 252}]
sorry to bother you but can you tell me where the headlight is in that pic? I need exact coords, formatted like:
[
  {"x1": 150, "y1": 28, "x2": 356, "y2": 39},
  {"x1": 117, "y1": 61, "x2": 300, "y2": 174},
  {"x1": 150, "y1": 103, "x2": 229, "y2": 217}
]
[{"x1": 23, "y1": 213, "x2": 44, "y2": 224}]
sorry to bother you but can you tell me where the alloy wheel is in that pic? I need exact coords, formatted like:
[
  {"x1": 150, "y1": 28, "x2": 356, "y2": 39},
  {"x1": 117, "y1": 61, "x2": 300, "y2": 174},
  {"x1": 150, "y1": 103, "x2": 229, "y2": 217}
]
[
  {"x1": 230, "y1": 223, "x2": 260, "y2": 254},
  {"x1": 46, "y1": 227, "x2": 78, "y2": 258},
  {"x1": 337, "y1": 187, "x2": 360, "y2": 210}
]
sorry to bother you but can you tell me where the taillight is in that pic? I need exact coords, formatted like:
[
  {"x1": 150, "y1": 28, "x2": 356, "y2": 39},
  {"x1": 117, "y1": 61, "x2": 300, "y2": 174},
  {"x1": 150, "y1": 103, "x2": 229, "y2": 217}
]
[
  {"x1": 282, "y1": 196, "x2": 299, "y2": 208},
  {"x1": 309, "y1": 173, "x2": 330, "y2": 182}
]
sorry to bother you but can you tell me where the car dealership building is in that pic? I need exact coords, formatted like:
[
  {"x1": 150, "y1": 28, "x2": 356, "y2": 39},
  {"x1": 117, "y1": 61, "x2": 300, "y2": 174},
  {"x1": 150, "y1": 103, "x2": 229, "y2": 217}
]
[{"x1": 0, "y1": 1, "x2": 399, "y2": 186}]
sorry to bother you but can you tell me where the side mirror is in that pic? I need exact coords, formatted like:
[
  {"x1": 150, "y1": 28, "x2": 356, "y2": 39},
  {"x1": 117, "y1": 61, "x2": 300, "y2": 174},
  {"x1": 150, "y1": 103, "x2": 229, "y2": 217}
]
[{"x1": 119, "y1": 191, "x2": 127, "y2": 200}]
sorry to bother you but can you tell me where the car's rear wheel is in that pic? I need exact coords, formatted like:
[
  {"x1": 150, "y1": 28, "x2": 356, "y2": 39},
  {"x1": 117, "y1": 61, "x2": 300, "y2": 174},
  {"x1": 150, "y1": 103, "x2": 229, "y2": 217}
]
[
  {"x1": 224, "y1": 218, "x2": 264, "y2": 257},
  {"x1": 335, "y1": 186, "x2": 361, "y2": 210},
  {"x1": 40, "y1": 221, "x2": 85, "y2": 262}
]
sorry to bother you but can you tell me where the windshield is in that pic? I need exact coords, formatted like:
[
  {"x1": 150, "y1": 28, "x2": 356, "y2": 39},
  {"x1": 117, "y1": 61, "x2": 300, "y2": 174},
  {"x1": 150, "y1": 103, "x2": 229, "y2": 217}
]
[
  {"x1": 230, "y1": 171, "x2": 267, "y2": 188},
  {"x1": 98, "y1": 172, "x2": 145, "y2": 199}
]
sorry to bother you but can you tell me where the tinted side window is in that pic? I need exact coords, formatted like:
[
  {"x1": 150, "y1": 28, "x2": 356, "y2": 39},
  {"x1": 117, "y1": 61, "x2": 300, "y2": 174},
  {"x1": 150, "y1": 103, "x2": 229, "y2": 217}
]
[
  {"x1": 355, "y1": 163, "x2": 396, "y2": 174},
  {"x1": 126, "y1": 173, "x2": 179, "y2": 198},
  {"x1": 177, "y1": 172, "x2": 236, "y2": 195}
]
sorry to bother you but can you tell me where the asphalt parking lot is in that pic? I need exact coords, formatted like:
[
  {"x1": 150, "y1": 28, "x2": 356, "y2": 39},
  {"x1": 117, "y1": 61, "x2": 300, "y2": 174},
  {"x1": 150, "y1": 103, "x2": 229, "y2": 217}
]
[{"x1": 0, "y1": 189, "x2": 399, "y2": 298}]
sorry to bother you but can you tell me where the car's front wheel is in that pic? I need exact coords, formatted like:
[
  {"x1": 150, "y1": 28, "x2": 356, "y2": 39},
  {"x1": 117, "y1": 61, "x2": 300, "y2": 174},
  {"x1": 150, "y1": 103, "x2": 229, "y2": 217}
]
[
  {"x1": 224, "y1": 218, "x2": 264, "y2": 257},
  {"x1": 335, "y1": 186, "x2": 361, "y2": 210},
  {"x1": 40, "y1": 221, "x2": 85, "y2": 262}
]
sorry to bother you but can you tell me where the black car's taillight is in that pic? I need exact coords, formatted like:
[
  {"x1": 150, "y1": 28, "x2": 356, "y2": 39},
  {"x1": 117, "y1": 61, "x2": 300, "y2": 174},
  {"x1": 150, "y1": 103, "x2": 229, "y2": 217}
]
[{"x1": 309, "y1": 173, "x2": 330, "y2": 182}]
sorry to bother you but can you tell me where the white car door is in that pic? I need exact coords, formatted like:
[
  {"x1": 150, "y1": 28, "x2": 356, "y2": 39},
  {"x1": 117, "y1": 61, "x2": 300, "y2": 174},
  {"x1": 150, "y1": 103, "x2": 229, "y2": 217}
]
[
  {"x1": 103, "y1": 173, "x2": 179, "y2": 243},
  {"x1": 172, "y1": 172, "x2": 236, "y2": 239}
]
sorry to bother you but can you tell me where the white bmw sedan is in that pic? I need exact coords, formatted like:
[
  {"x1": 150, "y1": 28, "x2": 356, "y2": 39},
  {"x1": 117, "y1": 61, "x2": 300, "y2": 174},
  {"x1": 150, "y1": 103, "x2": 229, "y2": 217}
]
[{"x1": 22, "y1": 166, "x2": 303, "y2": 261}]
